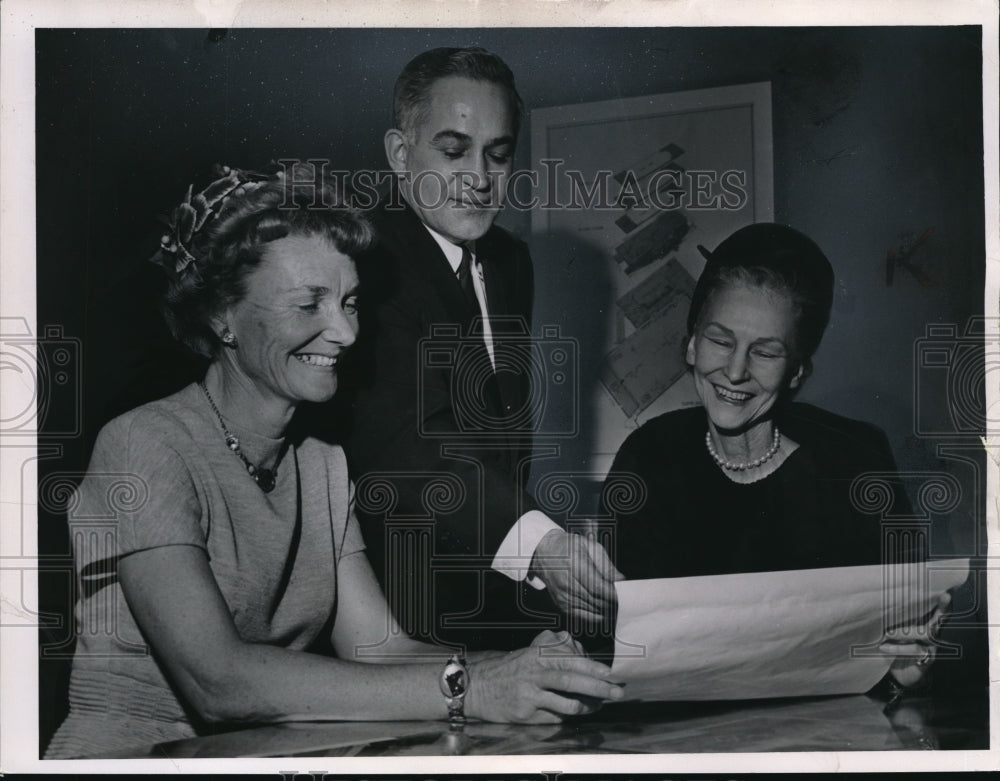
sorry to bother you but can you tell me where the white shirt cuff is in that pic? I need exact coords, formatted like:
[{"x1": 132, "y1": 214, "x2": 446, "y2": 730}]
[{"x1": 491, "y1": 510, "x2": 561, "y2": 588}]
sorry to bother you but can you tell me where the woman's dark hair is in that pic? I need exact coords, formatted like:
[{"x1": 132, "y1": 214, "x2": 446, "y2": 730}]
[
  {"x1": 393, "y1": 46, "x2": 524, "y2": 139},
  {"x1": 158, "y1": 163, "x2": 373, "y2": 358},
  {"x1": 687, "y1": 223, "x2": 835, "y2": 377}
]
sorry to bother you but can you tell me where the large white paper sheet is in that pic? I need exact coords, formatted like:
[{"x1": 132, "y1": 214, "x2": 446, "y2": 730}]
[{"x1": 612, "y1": 559, "x2": 970, "y2": 701}]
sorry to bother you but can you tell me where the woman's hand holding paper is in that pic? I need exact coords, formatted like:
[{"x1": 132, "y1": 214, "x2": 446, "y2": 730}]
[{"x1": 879, "y1": 592, "x2": 952, "y2": 688}]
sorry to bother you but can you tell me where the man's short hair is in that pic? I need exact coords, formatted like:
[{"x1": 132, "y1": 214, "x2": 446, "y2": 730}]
[{"x1": 393, "y1": 47, "x2": 524, "y2": 139}]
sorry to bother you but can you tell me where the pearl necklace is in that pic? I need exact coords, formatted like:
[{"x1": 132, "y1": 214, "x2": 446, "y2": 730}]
[
  {"x1": 705, "y1": 427, "x2": 781, "y2": 472},
  {"x1": 199, "y1": 382, "x2": 283, "y2": 493}
]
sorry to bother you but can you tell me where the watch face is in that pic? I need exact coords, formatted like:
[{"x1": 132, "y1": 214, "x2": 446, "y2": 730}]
[{"x1": 440, "y1": 660, "x2": 468, "y2": 698}]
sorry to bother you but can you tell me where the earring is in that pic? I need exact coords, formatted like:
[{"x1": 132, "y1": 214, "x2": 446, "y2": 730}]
[{"x1": 221, "y1": 329, "x2": 238, "y2": 348}]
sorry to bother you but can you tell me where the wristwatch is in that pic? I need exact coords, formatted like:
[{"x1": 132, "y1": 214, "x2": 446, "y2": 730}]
[{"x1": 439, "y1": 654, "x2": 469, "y2": 724}]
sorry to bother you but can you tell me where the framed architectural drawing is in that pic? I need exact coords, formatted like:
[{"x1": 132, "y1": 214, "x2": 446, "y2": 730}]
[{"x1": 531, "y1": 83, "x2": 774, "y2": 475}]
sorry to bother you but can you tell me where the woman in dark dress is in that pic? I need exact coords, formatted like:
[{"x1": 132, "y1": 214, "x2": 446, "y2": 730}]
[{"x1": 605, "y1": 223, "x2": 943, "y2": 686}]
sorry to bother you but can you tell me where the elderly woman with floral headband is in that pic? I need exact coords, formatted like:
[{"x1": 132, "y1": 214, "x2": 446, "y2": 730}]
[{"x1": 45, "y1": 164, "x2": 623, "y2": 759}]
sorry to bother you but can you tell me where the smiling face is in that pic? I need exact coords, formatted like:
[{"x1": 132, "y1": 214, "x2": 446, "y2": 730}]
[
  {"x1": 686, "y1": 282, "x2": 804, "y2": 435},
  {"x1": 386, "y1": 76, "x2": 516, "y2": 244},
  {"x1": 221, "y1": 232, "x2": 360, "y2": 410}
]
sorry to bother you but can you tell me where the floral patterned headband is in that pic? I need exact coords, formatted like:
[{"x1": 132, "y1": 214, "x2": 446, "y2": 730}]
[{"x1": 148, "y1": 165, "x2": 273, "y2": 280}]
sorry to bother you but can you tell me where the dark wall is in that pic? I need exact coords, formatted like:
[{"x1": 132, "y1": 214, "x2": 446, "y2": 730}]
[
  {"x1": 35, "y1": 26, "x2": 985, "y2": 459},
  {"x1": 34, "y1": 27, "x2": 987, "y2": 749}
]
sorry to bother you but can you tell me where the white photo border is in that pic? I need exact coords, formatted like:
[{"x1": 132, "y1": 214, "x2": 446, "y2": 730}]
[{"x1": 2, "y1": 0, "x2": 997, "y2": 774}]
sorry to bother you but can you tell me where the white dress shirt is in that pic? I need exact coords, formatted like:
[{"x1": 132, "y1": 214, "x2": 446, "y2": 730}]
[{"x1": 424, "y1": 226, "x2": 495, "y2": 368}]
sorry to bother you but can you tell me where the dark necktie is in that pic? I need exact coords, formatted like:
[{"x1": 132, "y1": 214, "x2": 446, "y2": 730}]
[{"x1": 456, "y1": 245, "x2": 480, "y2": 312}]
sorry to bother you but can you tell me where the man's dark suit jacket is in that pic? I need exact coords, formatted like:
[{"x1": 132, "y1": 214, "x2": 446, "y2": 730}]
[{"x1": 336, "y1": 198, "x2": 559, "y2": 650}]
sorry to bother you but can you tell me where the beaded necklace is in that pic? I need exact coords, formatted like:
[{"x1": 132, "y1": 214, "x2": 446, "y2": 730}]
[
  {"x1": 705, "y1": 426, "x2": 781, "y2": 472},
  {"x1": 199, "y1": 382, "x2": 284, "y2": 493}
]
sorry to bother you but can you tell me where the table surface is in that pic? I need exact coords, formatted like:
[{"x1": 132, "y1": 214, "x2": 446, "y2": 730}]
[{"x1": 132, "y1": 692, "x2": 988, "y2": 758}]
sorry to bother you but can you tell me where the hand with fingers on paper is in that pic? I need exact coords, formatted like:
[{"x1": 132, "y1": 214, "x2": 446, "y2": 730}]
[
  {"x1": 879, "y1": 591, "x2": 952, "y2": 688},
  {"x1": 529, "y1": 529, "x2": 624, "y2": 625},
  {"x1": 466, "y1": 630, "x2": 625, "y2": 723}
]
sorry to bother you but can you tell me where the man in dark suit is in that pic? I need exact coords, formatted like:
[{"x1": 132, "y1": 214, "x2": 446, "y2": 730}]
[{"x1": 342, "y1": 47, "x2": 620, "y2": 651}]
